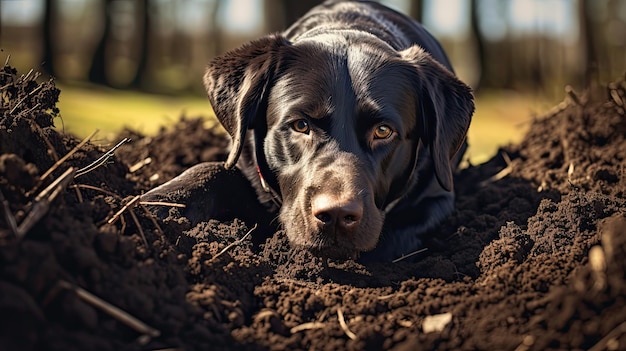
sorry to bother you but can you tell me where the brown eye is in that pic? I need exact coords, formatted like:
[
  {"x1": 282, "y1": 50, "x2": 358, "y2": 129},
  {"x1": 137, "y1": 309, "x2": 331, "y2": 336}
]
[
  {"x1": 291, "y1": 119, "x2": 310, "y2": 134},
  {"x1": 373, "y1": 124, "x2": 392, "y2": 139}
]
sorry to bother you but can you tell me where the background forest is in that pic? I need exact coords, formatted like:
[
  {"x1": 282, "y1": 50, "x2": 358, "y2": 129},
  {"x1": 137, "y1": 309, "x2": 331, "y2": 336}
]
[{"x1": 1, "y1": 0, "x2": 625, "y2": 163}]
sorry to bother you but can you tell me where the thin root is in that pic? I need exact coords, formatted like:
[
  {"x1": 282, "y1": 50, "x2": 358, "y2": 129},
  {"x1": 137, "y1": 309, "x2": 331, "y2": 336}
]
[
  {"x1": 75, "y1": 138, "x2": 130, "y2": 178},
  {"x1": 209, "y1": 224, "x2": 258, "y2": 263},
  {"x1": 41, "y1": 129, "x2": 99, "y2": 181},
  {"x1": 57, "y1": 280, "x2": 160, "y2": 342},
  {"x1": 17, "y1": 167, "x2": 76, "y2": 239},
  {"x1": 392, "y1": 247, "x2": 429, "y2": 263},
  {"x1": 107, "y1": 195, "x2": 141, "y2": 224},
  {"x1": 337, "y1": 307, "x2": 357, "y2": 340},
  {"x1": 290, "y1": 322, "x2": 325, "y2": 334}
]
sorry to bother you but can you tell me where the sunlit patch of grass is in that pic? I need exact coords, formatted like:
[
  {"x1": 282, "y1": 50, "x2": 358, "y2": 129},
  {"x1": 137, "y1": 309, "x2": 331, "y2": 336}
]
[
  {"x1": 55, "y1": 84, "x2": 560, "y2": 165},
  {"x1": 55, "y1": 83, "x2": 215, "y2": 141},
  {"x1": 467, "y1": 89, "x2": 559, "y2": 164}
]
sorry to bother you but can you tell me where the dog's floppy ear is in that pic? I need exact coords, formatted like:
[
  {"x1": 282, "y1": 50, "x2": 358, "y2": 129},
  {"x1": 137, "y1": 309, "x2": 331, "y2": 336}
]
[
  {"x1": 203, "y1": 34, "x2": 290, "y2": 169},
  {"x1": 400, "y1": 46, "x2": 474, "y2": 192}
]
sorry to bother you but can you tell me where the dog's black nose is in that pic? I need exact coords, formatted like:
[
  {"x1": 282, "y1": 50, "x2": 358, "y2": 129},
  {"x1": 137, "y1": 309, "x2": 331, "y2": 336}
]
[{"x1": 311, "y1": 194, "x2": 363, "y2": 232}]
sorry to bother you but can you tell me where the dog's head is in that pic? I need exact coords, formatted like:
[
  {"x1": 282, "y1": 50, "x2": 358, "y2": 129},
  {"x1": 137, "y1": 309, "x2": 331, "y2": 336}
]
[{"x1": 204, "y1": 34, "x2": 473, "y2": 259}]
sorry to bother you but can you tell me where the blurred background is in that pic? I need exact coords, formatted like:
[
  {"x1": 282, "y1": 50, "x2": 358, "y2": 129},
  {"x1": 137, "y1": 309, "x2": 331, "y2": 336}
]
[{"x1": 1, "y1": 0, "x2": 625, "y2": 163}]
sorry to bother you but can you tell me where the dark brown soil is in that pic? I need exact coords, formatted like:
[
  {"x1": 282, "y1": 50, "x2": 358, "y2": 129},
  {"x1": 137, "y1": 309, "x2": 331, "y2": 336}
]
[{"x1": 1, "y1": 62, "x2": 626, "y2": 351}]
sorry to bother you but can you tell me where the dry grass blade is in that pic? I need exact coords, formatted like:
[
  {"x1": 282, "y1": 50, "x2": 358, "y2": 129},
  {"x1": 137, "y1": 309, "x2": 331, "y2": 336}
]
[
  {"x1": 17, "y1": 167, "x2": 76, "y2": 239},
  {"x1": 9, "y1": 84, "x2": 43, "y2": 114},
  {"x1": 129, "y1": 157, "x2": 152, "y2": 173},
  {"x1": 75, "y1": 138, "x2": 130, "y2": 177},
  {"x1": 139, "y1": 201, "x2": 186, "y2": 208},
  {"x1": 57, "y1": 280, "x2": 160, "y2": 342},
  {"x1": 41, "y1": 129, "x2": 99, "y2": 181},
  {"x1": 70, "y1": 184, "x2": 120, "y2": 198},
  {"x1": 290, "y1": 322, "x2": 326, "y2": 334},
  {"x1": 128, "y1": 207, "x2": 148, "y2": 247},
  {"x1": 209, "y1": 224, "x2": 258, "y2": 262},
  {"x1": 107, "y1": 195, "x2": 141, "y2": 224},
  {"x1": 337, "y1": 307, "x2": 357, "y2": 340},
  {"x1": 392, "y1": 247, "x2": 429, "y2": 263}
]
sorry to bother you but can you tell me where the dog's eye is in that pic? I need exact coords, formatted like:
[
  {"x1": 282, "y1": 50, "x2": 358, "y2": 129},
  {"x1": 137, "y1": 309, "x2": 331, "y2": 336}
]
[
  {"x1": 373, "y1": 124, "x2": 393, "y2": 139},
  {"x1": 291, "y1": 119, "x2": 310, "y2": 134}
]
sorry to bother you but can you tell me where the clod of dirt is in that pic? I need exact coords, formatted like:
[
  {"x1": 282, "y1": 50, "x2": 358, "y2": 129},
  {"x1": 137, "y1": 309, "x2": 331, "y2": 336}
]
[{"x1": 1, "y1": 61, "x2": 626, "y2": 351}]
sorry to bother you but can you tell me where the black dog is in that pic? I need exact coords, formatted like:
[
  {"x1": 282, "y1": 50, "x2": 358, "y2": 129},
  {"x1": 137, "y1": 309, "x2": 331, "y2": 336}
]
[{"x1": 187, "y1": 0, "x2": 473, "y2": 262}]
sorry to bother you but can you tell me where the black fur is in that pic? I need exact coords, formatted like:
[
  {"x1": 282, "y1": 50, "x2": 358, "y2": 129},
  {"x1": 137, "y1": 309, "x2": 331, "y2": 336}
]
[{"x1": 204, "y1": 0, "x2": 474, "y2": 261}]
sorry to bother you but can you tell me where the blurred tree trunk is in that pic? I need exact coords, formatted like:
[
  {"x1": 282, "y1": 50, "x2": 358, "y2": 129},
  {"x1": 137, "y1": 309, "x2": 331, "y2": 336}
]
[
  {"x1": 208, "y1": 0, "x2": 222, "y2": 57},
  {"x1": 42, "y1": 0, "x2": 55, "y2": 77},
  {"x1": 470, "y1": 0, "x2": 486, "y2": 91},
  {"x1": 129, "y1": 0, "x2": 149, "y2": 89},
  {"x1": 579, "y1": 0, "x2": 598, "y2": 87},
  {"x1": 408, "y1": 0, "x2": 423, "y2": 23},
  {"x1": 264, "y1": 0, "x2": 286, "y2": 32},
  {"x1": 282, "y1": 0, "x2": 322, "y2": 27},
  {"x1": 88, "y1": 0, "x2": 113, "y2": 86}
]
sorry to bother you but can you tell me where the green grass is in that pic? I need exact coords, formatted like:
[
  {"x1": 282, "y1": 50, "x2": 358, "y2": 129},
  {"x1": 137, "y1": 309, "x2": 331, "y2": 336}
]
[
  {"x1": 55, "y1": 84, "x2": 560, "y2": 164},
  {"x1": 56, "y1": 83, "x2": 216, "y2": 141}
]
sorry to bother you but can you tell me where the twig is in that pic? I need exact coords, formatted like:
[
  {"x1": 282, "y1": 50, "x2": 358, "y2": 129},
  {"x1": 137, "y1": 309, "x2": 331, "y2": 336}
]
[
  {"x1": 479, "y1": 152, "x2": 513, "y2": 187},
  {"x1": 565, "y1": 85, "x2": 582, "y2": 106},
  {"x1": 139, "y1": 203, "x2": 164, "y2": 238},
  {"x1": 337, "y1": 307, "x2": 357, "y2": 340},
  {"x1": 139, "y1": 201, "x2": 186, "y2": 208},
  {"x1": 0, "y1": 189, "x2": 19, "y2": 236},
  {"x1": 9, "y1": 84, "x2": 42, "y2": 114},
  {"x1": 29, "y1": 121, "x2": 59, "y2": 162},
  {"x1": 128, "y1": 207, "x2": 148, "y2": 247},
  {"x1": 4, "y1": 54, "x2": 10, "y2": 66},
  {"x1": 209, "y1": 224, "x2": 257, "y2": 262},
  {"x1": 588, "y1": 321, "x2": 626, "y2": 351},
  {"x1": 129, "y1": 157, "x2": 152, "y2": 173},
  {"x1": 290, "y1": 322, "x2": 325, "y2": 333},
  {"x1": 17, "y1": 167, "x2": 76, "y2": 239},
  {"x1": 57, "y1": 280, "x2": 160, "y2": 342},
  {"x1": 107, "y1": 195, "x2": 141, "y2": 224},
  {"x1": 75, "y1": 138, "x2": 130, "y2": 178},
  {"x1": 392, "y1": 247, "x2": 429, "y2": 263},
  {"x1": 70, "y1": 184, "x2": 120, "y2": 198},
  {"x1": 40, "y1": 129, "x2": 99, "y2": 181}
]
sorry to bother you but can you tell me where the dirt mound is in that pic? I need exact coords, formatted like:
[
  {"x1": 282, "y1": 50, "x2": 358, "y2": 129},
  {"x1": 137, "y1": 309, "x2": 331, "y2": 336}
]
[{"x1": 1, "y1": 62, "x2": 626, "y2": 351}]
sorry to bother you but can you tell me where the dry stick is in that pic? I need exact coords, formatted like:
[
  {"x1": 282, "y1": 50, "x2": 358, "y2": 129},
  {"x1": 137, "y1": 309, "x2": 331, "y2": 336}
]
[
  {"x1": 29, "y1": 121, "x2": 60, "y2": 162},
  {"x1": 73, "y1": 185, "x2": 84, "y2": 204},
  {"x1": 392, "y1": 247, "x2": 429, "y2": 263},
  {"x1": 128, "y1": 207, "x2": 148, "y2": 247},
  {"x1": 17, "y1": 167, "x2": 76, "y2": 239},
  {"x1": 70, "y1": 184, "x2": 120, "y2": 198},
  {"x1": 40, "y1": 129, "x2": 99, "y2": 181},
  {"x1": 139, "y1": 203, "x2": 165, "y2": 237},
  {"x1": 290, "y1": 322, "x2": 326, "y2": 334},
  {"x1": 337, "y1": 307, "x2": 357, "y2": 341},
  {"x1": 108, "y1": 195, "x2": 141, "y2": 224},
  {"x1": 4, "y1": 54, "x2": 11, "y2": 66},
  {"x1": 479, "y1": 152, "x2": 513, "y2": 187},
  {"x1": 588, "y1": 321, "x2": 626, "y2": 351},
  {"x1": 129, "y1": 157, "x2": 152, "y2": 173},
  {"x1": 0, "y1": 189, "x2": 19, "y2": 236},
  {"x1": 9, "y1": 84, "x2": 43, "y2": 114},
  {"x1": 75, "y1": 137, "x2": 131, "y2": 178},
  {"x1": 139, "y1": 201, "x2": 186, "y2": 208},
  {"x1": 57, "y1": 280, "x2": 160, "y2": 341},
  {"x1": 209, "y1": 224, "x2": 258, "y2": 262}
]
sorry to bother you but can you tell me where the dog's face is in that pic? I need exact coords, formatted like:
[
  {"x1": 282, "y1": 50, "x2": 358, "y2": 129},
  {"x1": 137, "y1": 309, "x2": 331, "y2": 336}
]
[{"x1": 204, "y1": 34, "x2": 473, "y2": 259}]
